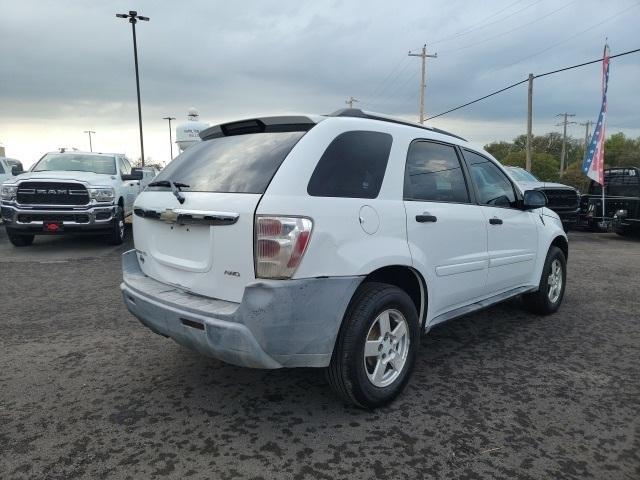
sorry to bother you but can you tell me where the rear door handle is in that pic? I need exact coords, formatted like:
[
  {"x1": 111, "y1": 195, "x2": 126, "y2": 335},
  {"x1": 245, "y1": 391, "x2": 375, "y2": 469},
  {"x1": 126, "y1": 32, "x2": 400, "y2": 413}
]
[
  {"x1": 489, "y1": 217, "x2": 503, "y2": 225},
  {"x1": 416, "y1": 214, "x2": 437, "y2": 223}
]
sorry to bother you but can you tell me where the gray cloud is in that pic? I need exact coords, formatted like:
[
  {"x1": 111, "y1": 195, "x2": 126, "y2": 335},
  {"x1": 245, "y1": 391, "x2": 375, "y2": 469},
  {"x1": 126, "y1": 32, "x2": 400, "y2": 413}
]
[{"x1": 1, "y1": 0, "x2": 638, "y2": 163}]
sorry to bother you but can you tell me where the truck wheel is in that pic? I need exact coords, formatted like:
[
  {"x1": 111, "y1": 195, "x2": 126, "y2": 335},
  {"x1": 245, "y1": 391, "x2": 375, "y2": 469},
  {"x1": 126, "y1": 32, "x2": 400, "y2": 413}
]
[
  {"x1": 326, "y1": 282, "x2": 419, "y2": 408},
  {"x1": 615, "y1": 227, "x2": 630, "y2": 237},
  {"x1": 523, "y1": 246, "x2": 566, "y2": 315},
  {"x1": 107, "y1": 207, "x2": 125, "y2": 245},
  {"x1": 7, "y1": 231, "x2": 35, "y2": 247}
]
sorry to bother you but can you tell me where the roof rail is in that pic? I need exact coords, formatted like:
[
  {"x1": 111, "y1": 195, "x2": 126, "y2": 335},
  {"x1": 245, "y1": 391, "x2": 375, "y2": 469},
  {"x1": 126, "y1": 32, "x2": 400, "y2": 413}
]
[{"x1": 327, "y1": 108, "x2": 467, "y2": 142}]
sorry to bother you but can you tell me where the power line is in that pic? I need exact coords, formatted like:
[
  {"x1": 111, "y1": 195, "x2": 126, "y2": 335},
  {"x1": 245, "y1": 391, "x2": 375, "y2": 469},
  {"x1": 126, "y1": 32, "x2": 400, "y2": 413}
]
[
  {"x1": 536, "y1": 47, "x2": 640, "y2": 78},
  {"x1": 426, "y1": 47, "x2": 640, "y2": 121},
  {"x1": 427, "y1": 78, "x2": 529, "y2": 120},
  {"x1": 366, "y1": 56, "x2": 410, "y2": 100},
  {"x1": 430, "y1": 0, "x2": 531, "y2": 45},
  {"x1": 368, "y1": 67, "x2": 420, "y2": 110},
  {"x1": 366, "y1": 58, "x2": 413, "y2": 105},
  {"x1": 440, "y1": 0, "x2": 577, "y2": 54},
  {"x1": 490, "y1": 2, "x2": 640, "y2": 73}
]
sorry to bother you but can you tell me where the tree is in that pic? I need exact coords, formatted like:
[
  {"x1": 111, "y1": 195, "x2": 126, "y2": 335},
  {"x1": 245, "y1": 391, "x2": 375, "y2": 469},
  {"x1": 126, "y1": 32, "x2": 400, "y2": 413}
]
[
  {"x1": 561, "y1": 162, "x2": 590, "y2": 192},
  {"x1": 502, "y1": 151, "x2": 560, "y2": 182},
  {"x1": 485, "y1": 131, "x2": 639, "y2": 179},
  {"x1": 604, "y1": 133, "x2": 640, "y2": 168}
]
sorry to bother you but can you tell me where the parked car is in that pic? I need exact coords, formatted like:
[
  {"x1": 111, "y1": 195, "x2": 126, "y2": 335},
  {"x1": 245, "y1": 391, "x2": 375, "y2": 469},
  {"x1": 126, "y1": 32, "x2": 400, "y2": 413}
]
[
  {"x1": 578, "y1": 167, "x2": 640, "y2": 234},
  {"x1": 0, "y1": 157, "x2": 23, "y2": 185},
  {"x1": 1, "y1": 150, "x2": 143, "y2": 246},
  {"x1": 505, "y1": 166, "x2": 580, "y2": 231},
  {"x1": 121, "y1": 109, "x2": 568, "y2": 408}
]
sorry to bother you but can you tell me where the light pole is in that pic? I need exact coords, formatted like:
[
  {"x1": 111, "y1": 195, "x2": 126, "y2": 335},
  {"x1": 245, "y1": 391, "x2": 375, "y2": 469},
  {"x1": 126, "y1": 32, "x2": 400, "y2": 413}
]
[
  {"x1": 116, "y1": 10, "x2": 149, "y2": 166},
  {"x1": 163, "y1": 116, "x2": 176, "y2": 161},
  {"x1": 84, "y1": 130, "x2": 95, "y2": 152}
]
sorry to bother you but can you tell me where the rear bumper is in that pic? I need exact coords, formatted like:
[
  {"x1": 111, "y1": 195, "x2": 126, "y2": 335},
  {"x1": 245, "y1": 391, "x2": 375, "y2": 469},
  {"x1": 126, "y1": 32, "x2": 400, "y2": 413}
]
[{"x1": 120, "y1": 250, "x2": 362, "y2": 369}]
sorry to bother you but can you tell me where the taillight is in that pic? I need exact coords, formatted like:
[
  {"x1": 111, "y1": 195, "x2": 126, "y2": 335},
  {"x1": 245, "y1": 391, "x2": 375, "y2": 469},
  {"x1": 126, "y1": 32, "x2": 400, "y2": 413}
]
[{"x1": 255, "y1": 216, "x2": 313, "y2": 279}]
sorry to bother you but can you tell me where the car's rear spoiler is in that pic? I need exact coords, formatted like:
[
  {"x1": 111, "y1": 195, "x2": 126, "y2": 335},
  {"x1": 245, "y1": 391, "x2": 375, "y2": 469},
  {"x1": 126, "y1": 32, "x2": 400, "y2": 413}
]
[{"x1": 200, "y1": 116, "x2": 319, "y2": 140}]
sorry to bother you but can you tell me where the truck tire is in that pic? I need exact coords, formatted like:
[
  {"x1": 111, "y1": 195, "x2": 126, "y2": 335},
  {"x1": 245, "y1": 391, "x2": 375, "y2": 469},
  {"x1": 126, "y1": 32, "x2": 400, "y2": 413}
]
[
  {"x1": 7, "y1": 231, "x2": 35, "y2": 247},
  {"x1": 522, "y1": 246, "x2": 566, "y2": 315},
  {"x1": 326, "y1": 282, "x2": 419, "y2": 409},
  {"x1": 107, "y1": 207, "x2": 125, "y2": 245}
]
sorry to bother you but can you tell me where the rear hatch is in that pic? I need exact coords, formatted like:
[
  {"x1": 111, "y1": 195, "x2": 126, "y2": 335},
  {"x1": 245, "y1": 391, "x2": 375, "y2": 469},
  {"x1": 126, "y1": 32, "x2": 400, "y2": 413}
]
[{"x1": 132, "y1": 120, "x2": 312, "y2": 303}]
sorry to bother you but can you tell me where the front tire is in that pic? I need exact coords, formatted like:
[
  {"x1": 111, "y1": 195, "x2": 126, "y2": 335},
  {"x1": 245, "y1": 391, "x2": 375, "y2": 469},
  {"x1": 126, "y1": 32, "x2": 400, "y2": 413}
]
[
  {"x1": 107, "y1": 207, "x2": 125, "y2": 245},
  {"x1": 326, "y1": 282, "x2": 419, "y2": 408},
  {"x1": 7, "y1": 231, "x2": 35, "y2": 247},
  {"x1": 523, "y1": 246, "x2": 566, "y2": 315}
]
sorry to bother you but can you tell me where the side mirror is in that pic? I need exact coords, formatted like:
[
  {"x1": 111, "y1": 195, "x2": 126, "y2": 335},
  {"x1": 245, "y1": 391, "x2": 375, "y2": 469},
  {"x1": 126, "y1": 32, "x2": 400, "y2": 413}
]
[
  {"x1": 11, "y1": 165, "x2": 24, "y2": 176},
  {"x1": 122, "y1": 170, "x2": 143, "y2": 181},
  {"x1": 522, "y1": 190, "x2": 547, "y2": 210}
]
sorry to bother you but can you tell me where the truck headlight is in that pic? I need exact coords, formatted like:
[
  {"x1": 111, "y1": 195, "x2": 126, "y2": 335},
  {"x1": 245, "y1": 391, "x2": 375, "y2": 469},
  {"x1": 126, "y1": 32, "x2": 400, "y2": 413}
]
[
  {"x1": 1, "y1": 185, "x2": 18, "y2": 201},
  {"x1": 88, "y1": 187, "x2": 115, "y2": 202}
]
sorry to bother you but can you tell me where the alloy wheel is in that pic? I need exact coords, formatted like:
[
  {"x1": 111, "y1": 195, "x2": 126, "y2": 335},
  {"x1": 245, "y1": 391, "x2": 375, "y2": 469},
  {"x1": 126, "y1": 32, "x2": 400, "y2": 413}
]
[{"x1": 363, "y1": 309, "x2": 410, "y2": 388}]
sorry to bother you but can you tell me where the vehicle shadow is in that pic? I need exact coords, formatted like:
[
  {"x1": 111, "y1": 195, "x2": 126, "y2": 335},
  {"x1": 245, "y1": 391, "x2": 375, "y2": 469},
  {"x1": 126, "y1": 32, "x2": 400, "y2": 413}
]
[{"x1": 129, "y1": 297, "x2": 536, "y2": 420}]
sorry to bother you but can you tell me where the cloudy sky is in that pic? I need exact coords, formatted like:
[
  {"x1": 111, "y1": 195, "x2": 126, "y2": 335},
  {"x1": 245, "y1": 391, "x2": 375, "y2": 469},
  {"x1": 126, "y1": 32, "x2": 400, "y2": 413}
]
[{"x1": 1, "y1": 0, "x2": 638, "y2": 167}]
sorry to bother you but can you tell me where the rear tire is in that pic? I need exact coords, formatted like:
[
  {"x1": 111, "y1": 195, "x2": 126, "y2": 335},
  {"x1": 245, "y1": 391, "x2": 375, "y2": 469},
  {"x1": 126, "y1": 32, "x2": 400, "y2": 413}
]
[
  {"x1": 107, "y1": 207, "x2": 125, "y2": 245},
  {"x1": 326, "y1": 282, "x2": 419, "y2": 409},
  {"x1": 7, "y1": 231, "x2": 35, "y2": 247},
  {"x1": 522, "y1": 246, "x2": 566, "y2": 315}
]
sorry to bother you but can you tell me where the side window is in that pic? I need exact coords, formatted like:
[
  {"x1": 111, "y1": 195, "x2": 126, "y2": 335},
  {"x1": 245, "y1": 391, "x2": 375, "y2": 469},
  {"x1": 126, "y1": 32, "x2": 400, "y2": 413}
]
[
  {"x1": 404, "y1": 141, "x2": 469, "y2": 203},
  {"x1": 307, "y1": 131, "x2": 392, "y2": 199},
  {"x1": 464, "y1": 150, "x2": 517, "y2": 208},
  {"x1": 0, "y1": 162, "x2": 4, "y2": 174},
  {"x1": 118, "y1": 157, "x2": 131, "y2": 175}
]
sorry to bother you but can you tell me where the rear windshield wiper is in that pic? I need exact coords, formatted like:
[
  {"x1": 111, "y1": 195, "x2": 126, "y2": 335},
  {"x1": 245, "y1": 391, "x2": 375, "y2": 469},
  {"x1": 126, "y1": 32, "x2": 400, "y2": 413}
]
[
  {"x1": 148, "y1": 180, "x2": 190, "y2": 204},
  {"x1": 148, "y1": 180, "x2": 170, "y2": 187}
]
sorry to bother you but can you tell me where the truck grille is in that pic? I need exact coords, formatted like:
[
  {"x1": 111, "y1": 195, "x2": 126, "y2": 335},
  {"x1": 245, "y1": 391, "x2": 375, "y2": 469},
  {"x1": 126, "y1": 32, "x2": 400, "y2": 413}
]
[
  {"x1": 16, "y1": 182, "x2": 89, "y2": 206},
  {"x1": 540, "y1": 188, "x2": 578, "y2": 209},
  {"x1": 17, "y1": 213, "x2": 90, "y2": 223}
]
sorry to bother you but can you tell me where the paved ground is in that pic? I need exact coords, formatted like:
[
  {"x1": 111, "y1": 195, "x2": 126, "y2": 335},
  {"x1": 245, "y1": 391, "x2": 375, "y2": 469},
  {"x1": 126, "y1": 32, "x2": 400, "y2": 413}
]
[{"x1": 0, "y1": 228, "x2": 638, "y2": 479}]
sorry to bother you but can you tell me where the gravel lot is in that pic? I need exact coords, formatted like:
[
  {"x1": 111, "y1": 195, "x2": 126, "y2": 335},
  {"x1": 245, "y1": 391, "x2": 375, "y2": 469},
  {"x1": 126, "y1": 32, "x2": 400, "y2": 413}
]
[{"x1": 1, "y1": 228, "x2": 638, "y2": 479}]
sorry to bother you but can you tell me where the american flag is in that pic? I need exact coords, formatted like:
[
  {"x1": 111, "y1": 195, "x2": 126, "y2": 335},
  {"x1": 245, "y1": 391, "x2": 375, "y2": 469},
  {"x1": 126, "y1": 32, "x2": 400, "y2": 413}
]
[{"x1": 582, "y1": 44, "x2": 610, "y2": 185}]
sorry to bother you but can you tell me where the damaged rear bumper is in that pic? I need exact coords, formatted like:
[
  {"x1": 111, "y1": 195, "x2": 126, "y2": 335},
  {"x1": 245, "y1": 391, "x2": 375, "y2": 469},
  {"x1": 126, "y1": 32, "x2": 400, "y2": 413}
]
[{"x1": 120, "y1": 250, "x2": 362, "y2": 369}]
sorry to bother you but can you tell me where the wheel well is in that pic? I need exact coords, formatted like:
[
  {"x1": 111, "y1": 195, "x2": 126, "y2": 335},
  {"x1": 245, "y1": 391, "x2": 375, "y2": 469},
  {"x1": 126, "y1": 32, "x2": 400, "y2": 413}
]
[
  {"x1": 363, "y1": 265, "x2": 427, "y2": 327},
  {"x1": 551, "y1": 235, "x2": 568, "y2": 261}
]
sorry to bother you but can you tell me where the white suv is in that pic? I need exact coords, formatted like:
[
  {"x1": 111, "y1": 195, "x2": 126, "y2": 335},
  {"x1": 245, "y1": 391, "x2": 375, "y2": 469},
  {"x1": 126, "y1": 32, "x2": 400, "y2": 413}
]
[{"x1": 121, "y1": 109, "x2": 568, "y2": 408}]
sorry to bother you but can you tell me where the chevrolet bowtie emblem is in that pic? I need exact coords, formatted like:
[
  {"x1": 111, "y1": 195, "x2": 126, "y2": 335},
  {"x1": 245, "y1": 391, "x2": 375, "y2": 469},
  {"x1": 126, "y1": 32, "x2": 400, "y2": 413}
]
[{"x1": 159, "y1": 209, "x2": 179, "y2": 223}]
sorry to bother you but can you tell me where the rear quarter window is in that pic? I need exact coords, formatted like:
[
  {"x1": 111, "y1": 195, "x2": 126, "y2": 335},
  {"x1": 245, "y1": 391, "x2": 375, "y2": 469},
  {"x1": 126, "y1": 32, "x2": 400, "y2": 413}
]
[{"x1": 307, "y1": 131, "x2": 393, "y2": 199}]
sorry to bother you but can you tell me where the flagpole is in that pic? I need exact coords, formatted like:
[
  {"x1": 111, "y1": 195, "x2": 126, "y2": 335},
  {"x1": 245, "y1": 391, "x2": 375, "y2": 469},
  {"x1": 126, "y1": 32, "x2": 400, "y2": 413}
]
[{"x1": 602, "y1": 180, "x2": 605, "y2": 225}]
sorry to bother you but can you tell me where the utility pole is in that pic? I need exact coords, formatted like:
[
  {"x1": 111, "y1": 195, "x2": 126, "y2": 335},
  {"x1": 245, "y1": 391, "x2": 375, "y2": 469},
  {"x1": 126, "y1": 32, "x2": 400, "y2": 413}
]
[
  {"x1": 408, "y1": 44, "x2": 437, "y2": 124},
  {"x1": 116, "y1": 10, "x2": 150, "y2": 166},
  {"x1": 556, "y1": 113, "x2": 576, "y2": 176},
  {"x1": 579, "y1": 120, "x2": 593, "y2": 162},
  {"x1": 163, "y1": 116, "x2": 176, "y2": 161},
  {"x1": 525, "y1": 74, "x2": 534, "y2": 172},
  {"x1": 83, "y1": 130, "x2": 95, "y2": 152},
  {"x1": 345, "y1": 96, "x2": 359, "y2": 109}
]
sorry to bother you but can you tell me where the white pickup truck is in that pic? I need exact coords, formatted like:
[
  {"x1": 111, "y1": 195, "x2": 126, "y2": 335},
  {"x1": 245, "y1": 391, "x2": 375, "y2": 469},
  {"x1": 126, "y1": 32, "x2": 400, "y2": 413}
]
[{"x1": 1, "y1": 150, "x2": 145, "y2": 246}]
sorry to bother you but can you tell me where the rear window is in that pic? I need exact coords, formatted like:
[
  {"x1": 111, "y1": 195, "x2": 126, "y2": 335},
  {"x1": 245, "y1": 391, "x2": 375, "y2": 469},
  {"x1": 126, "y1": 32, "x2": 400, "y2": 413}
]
[
  {"x1": 307, "y1": 131, "x2": 392, "y2": 199},
  {"x1": 150, "y1": 131, "x2": 306, "y2": 194}
]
